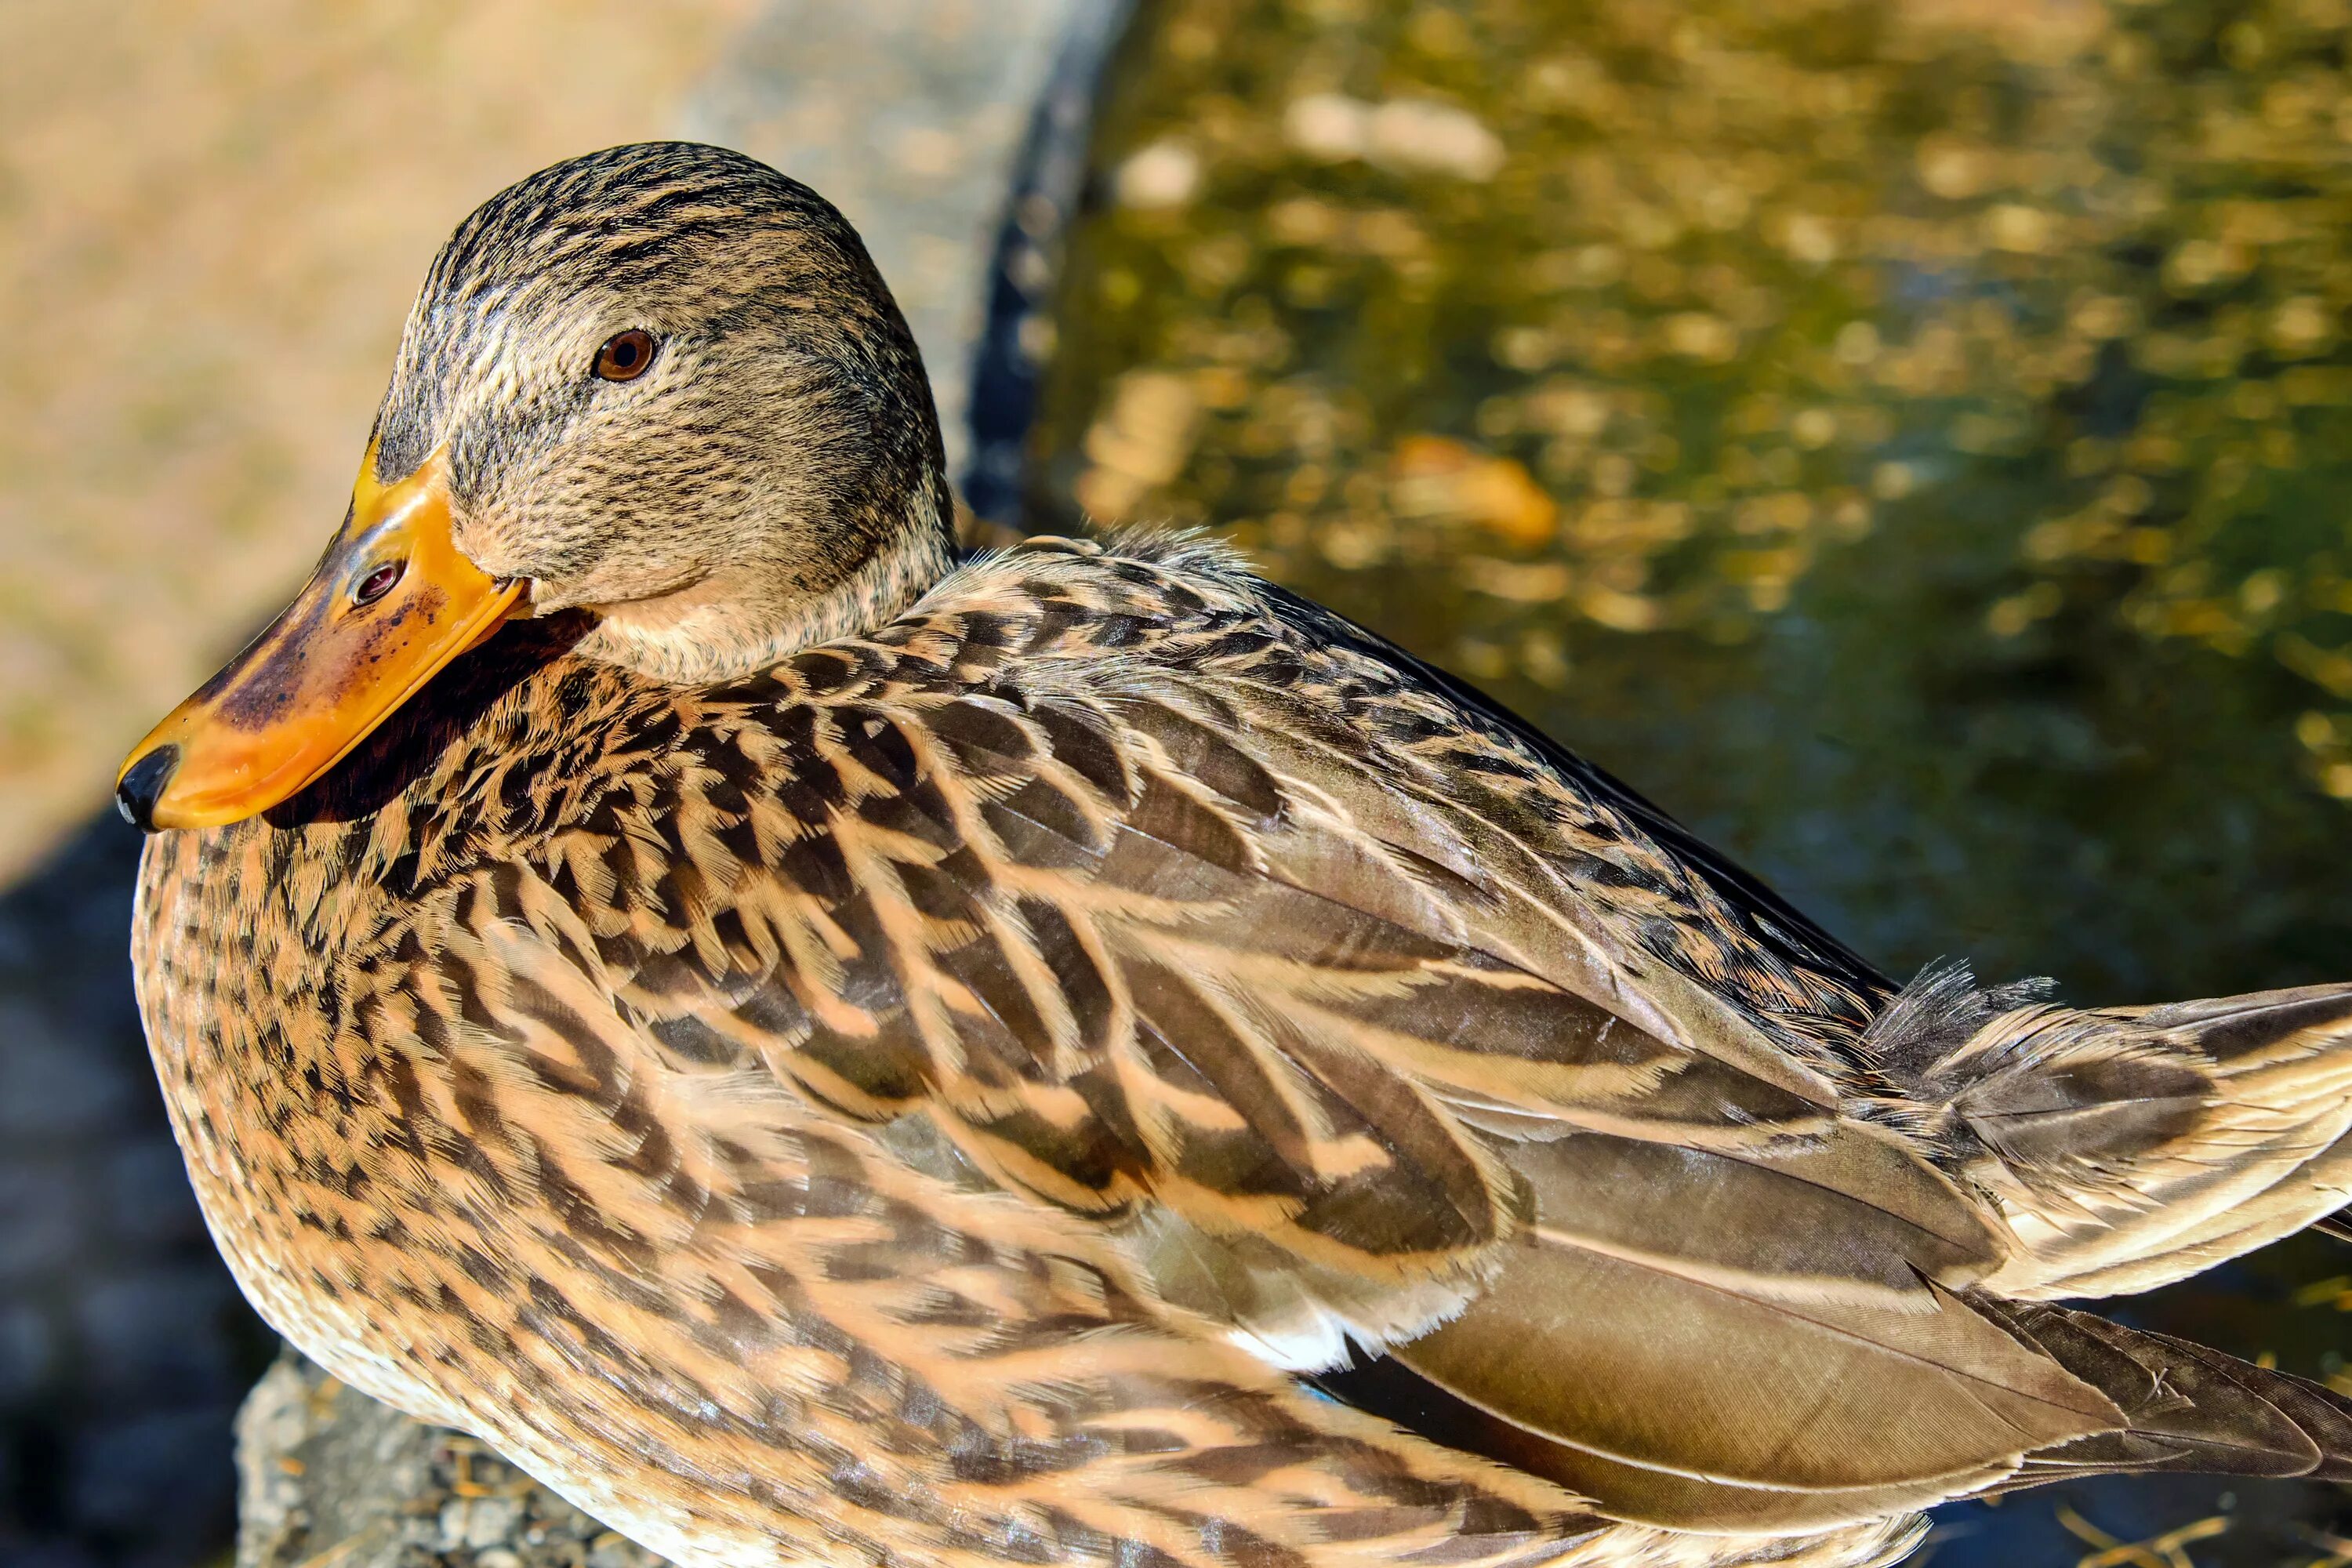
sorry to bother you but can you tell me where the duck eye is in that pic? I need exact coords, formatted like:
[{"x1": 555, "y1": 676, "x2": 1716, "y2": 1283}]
[
  {"x1": 593, "y1": 329, "x2": 658, "y2": 383},
  {"x1": 353, "y1": 561, "x2": 405, "y2": 606}
]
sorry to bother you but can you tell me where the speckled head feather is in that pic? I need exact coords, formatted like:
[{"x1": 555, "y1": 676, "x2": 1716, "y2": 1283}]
[{"x1": 376, "y1": 142, "x2": 955, "y2": 684}]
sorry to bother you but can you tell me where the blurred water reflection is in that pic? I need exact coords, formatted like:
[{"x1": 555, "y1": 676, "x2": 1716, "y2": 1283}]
[{"x1": 1033, "y1": 1, "x2": 2352, "y2": 1561}]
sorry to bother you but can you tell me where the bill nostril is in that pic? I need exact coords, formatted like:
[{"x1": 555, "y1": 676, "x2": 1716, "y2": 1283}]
[
  {"x1": 116, "y1": 743, "x2": 181, "y2": 833},
  {"x1": 353, "y1": 560, "x2": 405, "y2": 606}
]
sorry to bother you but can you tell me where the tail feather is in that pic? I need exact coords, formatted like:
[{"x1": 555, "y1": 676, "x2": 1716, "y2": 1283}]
[
  {"x1": 1868, "y1": 971, "x2": 2352, "y2": 1299},
  {"x1": 1987, "y1": 1299, "x2": 2352, "y2": 1485},
  {"x1": 1315, "y1": 971, "x2": 2352, "y2": 1541},
  {"x1": 1322, "y1": 1294, "x2": 2352, "y2": 1535}
]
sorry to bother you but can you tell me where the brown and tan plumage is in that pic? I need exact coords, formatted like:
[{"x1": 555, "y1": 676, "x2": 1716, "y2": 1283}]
[{"x1": 118, "y1": 143, "x2": 2352, "y2": 1568}]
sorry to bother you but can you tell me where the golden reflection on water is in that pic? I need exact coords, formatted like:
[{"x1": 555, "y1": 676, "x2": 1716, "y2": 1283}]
[{"x1": 1037, "y1": 0, "x2": 2352, "y2": 800}]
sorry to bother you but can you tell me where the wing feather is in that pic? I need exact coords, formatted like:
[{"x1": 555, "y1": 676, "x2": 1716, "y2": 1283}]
[{"x1": 546, "y1": 546, "x2": 2063, "y2": 1530}]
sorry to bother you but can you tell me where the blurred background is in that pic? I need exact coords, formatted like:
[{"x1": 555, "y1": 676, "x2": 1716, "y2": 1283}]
[{"x1": 4, "y1": 0, "x2": 2350, "y2": 1563}]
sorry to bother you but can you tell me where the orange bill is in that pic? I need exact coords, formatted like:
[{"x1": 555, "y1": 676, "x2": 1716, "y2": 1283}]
[{"x1": 115, "y1": 445, "x2": 524, "y2": 832}]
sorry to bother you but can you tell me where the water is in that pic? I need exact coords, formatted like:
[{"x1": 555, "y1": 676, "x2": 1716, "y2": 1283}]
[{"x1": 1029, "y1": 0, "x2": 2352, "y2": 1559}]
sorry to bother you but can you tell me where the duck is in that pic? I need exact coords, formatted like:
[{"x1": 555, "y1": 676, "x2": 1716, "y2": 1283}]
[{"x1": 116, "y1": 142, "x2": 2352, "y2": 1568}]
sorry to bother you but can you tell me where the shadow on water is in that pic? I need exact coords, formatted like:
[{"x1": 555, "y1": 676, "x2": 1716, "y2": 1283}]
[{"x1": 0, "y1": 815, "x2": 275, "y2": 1568}]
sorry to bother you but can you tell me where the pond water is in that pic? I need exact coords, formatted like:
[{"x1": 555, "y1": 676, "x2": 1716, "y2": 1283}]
[{"x1": 1027, "y1": 0, "x2": 2352, "y2": 1560}]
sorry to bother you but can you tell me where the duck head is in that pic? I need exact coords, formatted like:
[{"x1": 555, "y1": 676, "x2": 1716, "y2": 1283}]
[{"x1": 118, "y1": 143, "x2": 953, "y2": 832}]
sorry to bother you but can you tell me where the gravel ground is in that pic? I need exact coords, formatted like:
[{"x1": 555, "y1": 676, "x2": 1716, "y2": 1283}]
[{"x1": 234, "y1": 1353, "x2": 669, "y2": 1568}]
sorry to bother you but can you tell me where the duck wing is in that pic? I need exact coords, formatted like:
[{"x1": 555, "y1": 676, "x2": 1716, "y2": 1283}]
[
  {"x1": 1868, "y1": 970, "x2": 2352, "y2": 1299},
  {"x1": 464, "y1": 544, "x2": 2197, "y2": 1526},
  {"x1": 391, "y1": 543, "x2": 2352, "y2": 1537},
  {"x1": 593, "y1": 562, "x2": 2009, "y2": 1282},
  {"x1": 1255, "y1": 584, "x2": 1895, "y2": 1029}
]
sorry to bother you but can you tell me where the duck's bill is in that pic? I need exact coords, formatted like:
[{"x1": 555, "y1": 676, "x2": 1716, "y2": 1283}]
[{"x1": 114, "y1": 447, "x2": 522, "y2": 833}]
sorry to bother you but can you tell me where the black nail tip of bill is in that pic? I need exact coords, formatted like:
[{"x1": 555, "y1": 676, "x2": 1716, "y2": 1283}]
[{"x1": 116, "y1": 744, "x2": 180, "y2": 833}]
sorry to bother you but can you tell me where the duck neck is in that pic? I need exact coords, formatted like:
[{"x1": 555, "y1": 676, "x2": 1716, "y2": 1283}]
[{"x1": 569, "y1": 488, "x2": 959, "y2": 687}]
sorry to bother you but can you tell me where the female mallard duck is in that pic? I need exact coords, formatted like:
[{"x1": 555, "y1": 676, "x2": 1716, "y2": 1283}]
[{"x1": 118, "y1": 143, "x2": 2352, "y2": 1568}]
